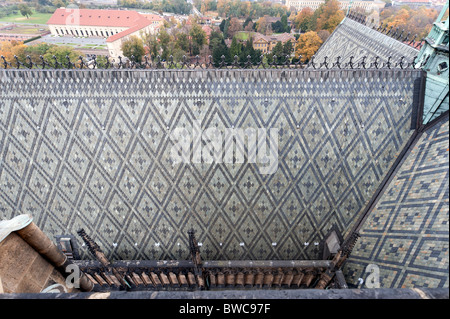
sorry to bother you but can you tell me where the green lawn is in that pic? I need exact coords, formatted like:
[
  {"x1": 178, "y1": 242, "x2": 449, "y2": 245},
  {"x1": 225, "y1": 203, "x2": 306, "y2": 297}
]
[
  {"x1": 235, "y1": 32, "x2": 251, "y2": 41},
  {"x1": 0, "y1": 25, "x2": 48, "y2": 34},
  {"x1": 0, "y1": 10, "x2": 53, "y2": 25}
]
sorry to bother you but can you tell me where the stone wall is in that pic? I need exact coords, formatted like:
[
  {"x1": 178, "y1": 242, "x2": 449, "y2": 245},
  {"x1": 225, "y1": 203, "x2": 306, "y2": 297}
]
[{"x1": 0, "y1": 69, "x2": 421, "y2": 261}]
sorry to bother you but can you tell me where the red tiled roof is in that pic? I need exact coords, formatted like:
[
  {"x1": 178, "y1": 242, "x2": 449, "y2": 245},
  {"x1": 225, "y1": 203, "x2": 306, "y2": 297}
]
[
  {"x1": 47, "y1": 8, "x2": 146, "y2": 28},
  {"x1": 253, "y1": 32, "x2": 296, "y2": 43},
  {"x1": 141, "y1": 13, "x2": 165, "y2": 22},
  {"x1": 202, "y1": 25, "x2": 212, "y2": 36},
  {"x1": 47, "y1": 8, "x2": 158, "y2": 43},
  {"x1": 106, "y1": 19, "x2": 153, "y2": 43}
]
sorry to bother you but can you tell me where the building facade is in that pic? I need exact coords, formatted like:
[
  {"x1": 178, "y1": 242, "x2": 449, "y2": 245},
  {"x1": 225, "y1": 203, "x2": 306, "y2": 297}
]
[
  {"x1": 286, "y1": 0, "x2": 380, "y2": 12},
  {"x1": 392, "y1": 0, "x2": 433, "y2": 8},
  {"x1": 252, "y1": 32, "x2": 297, "y2": 54},
  {"x1": 46, "y1": 8, "x2": 163, "y2": 59}
]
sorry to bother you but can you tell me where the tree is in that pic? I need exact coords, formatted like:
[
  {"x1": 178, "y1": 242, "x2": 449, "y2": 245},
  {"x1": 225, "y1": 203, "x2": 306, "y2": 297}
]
[
  {"x1": 175, "y1": 32, "x2": 190, "y2": 52},
  {"x1": 18, "y1": 4, "x2": 33, "y2": 19},
  {"x1": 121, "y1": 36, "x2": 145, "y2": 62},
  {"x1": 380, "y1": 5, "x2": 439, "y2": 39},
  {"x1": 256, "y1": 16, "x2": 270, "y2": 34},
  {"x1": 145, "y1": 34, "x2": 160, "y2": 60},
  {"x1": 317, "y1": 30, "x2": 330, "y2": 43},
  {"x1": 227, "y1": 17, "x2": 242, "y2": 39},
  {"x1": 43, "y1": 45, "x2": 84, "y2": 67},
  {"x1": 52, "y1": 0, "x2": 67, "y2": 8},
  {"x1": 220, "y1": 17, "x2": 230, "y2": 38},
  {"x1": 256, "y1": 16, "x2": 274, "y2": 35},
  {"x1": 314, "y1": 0, "x2": 345, "y2": 33},
  {"x1": 238, "y1": 37, "x2": 261, "y2": 65},
  {"x1": 0, "y1": 41, "x2": 15, "y2": 64},
  {"x1": 210, "y1": 31, "x2": 230, "y2": 66},
  {"x1": 272, "y1": 21, "x2": 285, "y2": 33},
  {"x1": 25, "y1": 43, "x2": 53, "y2": 64},
  {"x1": 189, "y1": 23, "x2": 207, "y2": 56},
  {"x1": 281, "y1": 14, "x2": 290, "y2": 33},
  {"x1": 295, "y1": 31, "x2": 323, "y2": 62},
  {"x1": 158, "y1": 29, "x2": 171, "y2": 60},
  {"x1": 243, "y1": 17, "x2": 253, "y2": 29},
  {"x1": 283, "y1": 40, "x2": 294, "y2": 57},
  {"x1": 244, "y1": 20, "x2": 254, "y2": 32},
  {"x1": 270, "y1": 41, "x2": 285, "y2": 64},
  {"x1": 229, "y1": 36, "x2": 242, "y2": 58},
  {"x1": 293, "y1": 7, "x2": 314, "y2": 32}
]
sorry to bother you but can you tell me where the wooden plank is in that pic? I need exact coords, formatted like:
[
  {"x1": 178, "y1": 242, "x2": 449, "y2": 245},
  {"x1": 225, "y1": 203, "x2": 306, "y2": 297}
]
[
  {"x1": 197, "y1": 275, "x2": 205, "y2": 288},
  {"x1": 93, "y1": 273, "x2": 108, "y2": 286},
  {"x1": 263, "y1": 273, "x2": 274, "y2": 287},
  {"x1": 216, "y1": 272, "x2": 225, "y2": 287},
  {"x1": 187, "y1": 272, "x2": 197, "y2": 286},
  {"x1": 255, "y1": 273, "x2": 264, "y2": 287},
  {"x1": 273, "y1": 273, "x2": 283, "y2": 286},
  {"x1": 159, "y1": 272, "x2": 170, "y2": 286},
  {"x1": 125, "y1": 274, "x2": 137, "y2": 288},
  {"x1": 225, "y1": 273, "x2": 235, "y2": 286},
  {"x1": 101, "y1": 272, "x2": 115, "y2": 286},
  {"x1": 140, "y1": 272, "x2": 153, "y2": 287},
  {"x1": 168, "y1": 272, "x2": 179, "y2": 286},
  {"x1": 292, "y1": 273, "x2": 304, "y2": 287},
  {"x1": 150, "y1": 272, "x2": 162, "y2": 288},
  {"x1": 281, "y1": 272, "x2": 294, "y2": 287},
  {"x1": 244, "y1": 273, "x2": 254, "y2": 287},
  {"x1": 109, "y1": 273, "x2": 123, "y2": 287},
  {"x1": 84, "y1": 273, "x2": 98, "y2": 285},
  {"x1": 303, "y1": 272, "x2": 315, "y2": 287},
  {"x1": 178, "y1": 273, "x2": 188, "y2": 287},
  {"x1": 132, "y1": 272, "x2": 144, "y2": 286},
  {"x1": 236, "y1": 273, "x2": 244, "y2": 286},
  {"x1": 208, "y1": 273, "x2": 216, "y2": 288}
]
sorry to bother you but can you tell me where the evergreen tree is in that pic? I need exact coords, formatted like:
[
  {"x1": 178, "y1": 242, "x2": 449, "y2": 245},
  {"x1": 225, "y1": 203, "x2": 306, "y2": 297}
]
[
  {"x1": 281, "y1": 14, "x2": 290, "y2": 32},
  {"x1": 229, "y1": 36, "x2": 242, "y2": 59},
  {"x1": 243, "y1": 16, "x2": 253, "y2": 29},
  {"x1": 239, "y1": 37, "x2": 261, "y2": 65}
]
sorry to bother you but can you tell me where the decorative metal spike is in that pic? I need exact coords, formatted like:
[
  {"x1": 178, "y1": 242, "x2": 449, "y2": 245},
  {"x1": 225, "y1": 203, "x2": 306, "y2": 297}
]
[
  {"x1": 26, "y1": 55, "x2": 32, "y2": 69},
  {"x1": 1, "y1": 55, "x2": 8, "y2": 69},
  {"x1": 77, "y1": 228, "x2": 102, "y2": 256},
  {"x1": 404, "y1": 32, "x2": 410, "y2": 42},
  {"x1": 79, "y1": 55, "x2": 84, "y2": 69},
  {"x1": 65, "y1": 55, "x2": 72, "y2": 69}
]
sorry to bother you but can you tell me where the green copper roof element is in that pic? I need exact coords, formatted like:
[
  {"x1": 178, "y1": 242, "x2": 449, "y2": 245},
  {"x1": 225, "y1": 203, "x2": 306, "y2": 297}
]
[
  {"x1": 342, "y1": 0, "x2": 354, "y2": 23},
  {"x1": 416, "y1": 2, "x2": 449, "y2": 124}
]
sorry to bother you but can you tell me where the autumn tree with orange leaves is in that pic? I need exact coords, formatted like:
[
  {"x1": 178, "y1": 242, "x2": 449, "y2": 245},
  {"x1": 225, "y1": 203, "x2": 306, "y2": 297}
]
[
  {"x1": 313, "y1": 0, "x2": 345, "y2": 33},
  {"x1": 0, "y1": 41, "x2": 27, "y2": 64},
  {"x1": 292, "y1": 7, "x2": 314, "y2": 32},
  {"x1": 295, "y1": 31, "x2": 323, "y2": 62},
  {"x1": 380, "y1": 6, "x2": 440, "y2": 39}
]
